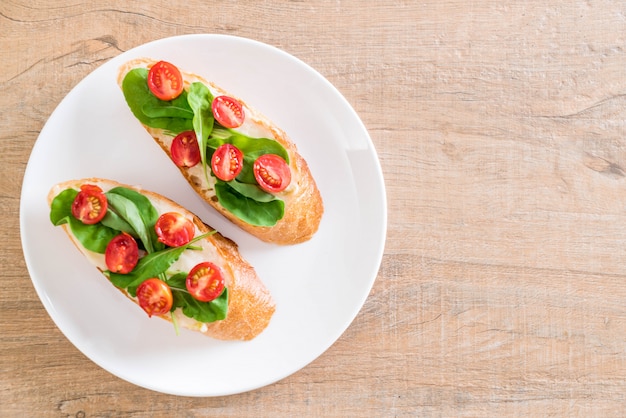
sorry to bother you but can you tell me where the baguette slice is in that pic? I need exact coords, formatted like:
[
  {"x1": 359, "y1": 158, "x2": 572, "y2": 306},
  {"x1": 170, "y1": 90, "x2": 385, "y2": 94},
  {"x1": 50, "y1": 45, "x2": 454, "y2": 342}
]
[
  {"x1": 118, "y1": 58, "x2": 323, "y2": 245},
  {"x1": 48, "y1": 178, "x2": 275, "y2": 341}
]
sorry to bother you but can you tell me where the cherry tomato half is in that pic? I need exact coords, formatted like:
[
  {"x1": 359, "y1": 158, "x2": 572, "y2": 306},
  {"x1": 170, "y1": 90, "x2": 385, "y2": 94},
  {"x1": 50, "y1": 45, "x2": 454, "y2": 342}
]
[
  {"x1": 253, "y1": 154, "x2": 291, "y2": 193},
  {"x1": 186, "y1": 262, "x2": 225, "y2": 302},
  {"x1": 147, "y1": 61, "x2": 184, "y2": 101},
  {"x1": 212, "y1": 95, "x2": 245, "y2": 128},
  {"x1": 136, "y1": 278, "x2": 173, "y2": 317},
  {"x1": 105, "y1": 232, "x2": 139, "y2": 274},
  {"x1": 155, "y1": 212, "x2": 195, "y2": 247},
  {"x1": 211, "y1": 143, "x2": 244, "y2": 181},
  {"x1": 171, "y1": 130, "x2": 201, "y2": 168},
  {"x1": 71, "y1": 184, "x2": 108, "y2": 224}
]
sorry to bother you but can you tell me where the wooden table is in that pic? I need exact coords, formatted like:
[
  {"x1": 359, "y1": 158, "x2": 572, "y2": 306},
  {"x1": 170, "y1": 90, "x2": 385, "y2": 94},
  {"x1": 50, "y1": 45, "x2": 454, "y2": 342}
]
[{"x1": 2, "y1": 1, "x2": 625, "y2": 416}]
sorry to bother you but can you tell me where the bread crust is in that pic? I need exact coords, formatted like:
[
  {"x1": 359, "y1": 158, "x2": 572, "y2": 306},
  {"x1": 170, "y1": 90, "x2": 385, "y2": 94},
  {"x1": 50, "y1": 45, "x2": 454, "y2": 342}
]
[
  {"x1": 118, "y1": 58, "x2": 323, "y2": 245},
  {"x1": 48, "y1": 178, "x2": 275, "y2": 341}
]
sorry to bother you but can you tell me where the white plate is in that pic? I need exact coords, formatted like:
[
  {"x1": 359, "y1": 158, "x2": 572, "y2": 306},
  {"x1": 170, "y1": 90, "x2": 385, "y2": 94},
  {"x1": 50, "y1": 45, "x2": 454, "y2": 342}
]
[{"x1": 20, "y1": 34, "x2": 386, "y2": 396}]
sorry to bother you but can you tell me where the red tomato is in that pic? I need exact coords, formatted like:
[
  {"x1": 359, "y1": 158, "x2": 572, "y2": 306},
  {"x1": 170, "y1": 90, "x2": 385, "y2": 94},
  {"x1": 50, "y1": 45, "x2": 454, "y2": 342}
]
[
  {"x1": 253, "y1": 154, "x2": 291, "y2": 193},
  {"x1": 105, "y1": 232, "x2": 139, "y2": 274},
  {"x1": 212, "y1": 95, "x2": 244, "y2": 128},
  {"x1": 154, "y1": 212, "x2": 195, "y2": 247},
  {"x1": 211, "y1": 144, "x2": 244, "y2": 181},
  {"x1": 171, "y1": 130, "x2": 201, "y2": 168},
  {"x1": 136, "y1": 278, "x2": 173, "y2": 317},
  {"x1": 186, "y1": 262, "x2": 225, "y2": 302},
  {"x1": 71, "y1": 184, "x2": 108, "y2": 224},
  {"x1": 147, "y1": 61, "x2": 184, "y2": 101}
]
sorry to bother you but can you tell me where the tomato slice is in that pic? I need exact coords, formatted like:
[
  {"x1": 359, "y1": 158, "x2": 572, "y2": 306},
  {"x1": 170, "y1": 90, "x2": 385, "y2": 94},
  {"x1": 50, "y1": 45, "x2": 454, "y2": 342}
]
[
  {"x1": 71, "y1": 184, "x2": 108, "y2": 224},
  {"x1": 105, "y1": 232, "x2": 139, "y2": 274},
  {"x1": 147, "y1": 61, "x2": 184, "y2": 101},
  {"x1": 186, "y1": 262, "x2": 225, "y2": 302},
  {"x1": 154, "y1": 212, "x2": 195, "y2": 247},
  {"x1": 171, "y1": 130, "x2": 201, "y2": 168},
  {"x1": 253, "y1": 154, "x2": 291, "y2": 193},
  {"x1": 136, "y1": 278, "x2": 173, "y2": 317},
  {"x1": 211, "y1": 143, "x2": 244, "y2": 181},
  {"x1": 212, "y1": 95, "x2": 244, "y2": 128}
]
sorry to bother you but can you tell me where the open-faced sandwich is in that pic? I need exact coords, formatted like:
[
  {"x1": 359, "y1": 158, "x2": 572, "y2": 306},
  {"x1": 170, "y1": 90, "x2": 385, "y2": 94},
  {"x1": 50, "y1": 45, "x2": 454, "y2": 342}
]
[
  {"x1": 118, "y1": 58, "x2": 323, "y2": 245},
  {"x1": 48, "y1": 178, "x2": 275, "y2": 340}
]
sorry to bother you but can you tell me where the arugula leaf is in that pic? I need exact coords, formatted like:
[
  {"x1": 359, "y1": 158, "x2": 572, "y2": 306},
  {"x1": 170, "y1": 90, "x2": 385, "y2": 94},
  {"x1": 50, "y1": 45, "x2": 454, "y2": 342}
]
[
  {"x1": 230, "y1": 131, "x2": 290, "y2": 164},
  {"x1": 105, "y1": 187, "x2": 161, "y2": 253},
  {"x1": 215, "y1": 182, "x2": 285, "y2": 226},
  {"x1": 68, "y1": 217, "x2": 118, "y2": 254},
  {"x1": 209, "y1": 126, "x2": 289, "y2": 163},
  {"x1": 166, "y1": 271, "x2": 188, "y2": 288},
  {"x1": 121, "y1": 68, "x2": 193, "y2": 134},
  {"x1": 99, "y1": 209, "x2": 135, "y2": 238},
  {"x1": 179, "y1": 288, "x2": 228, "y2": 323},
  {"x1": 50, "y1": 188, "x2": 77, "y2": 226},
  {"x1": 141, "y1": 95, "x2": 193, "y2": 119},
  {"x1": 225, "y1": 180, "x2": 277, "y2": 203},
  {"x1": 187, "y1": 82, "x2": 215, "y2": 183}
]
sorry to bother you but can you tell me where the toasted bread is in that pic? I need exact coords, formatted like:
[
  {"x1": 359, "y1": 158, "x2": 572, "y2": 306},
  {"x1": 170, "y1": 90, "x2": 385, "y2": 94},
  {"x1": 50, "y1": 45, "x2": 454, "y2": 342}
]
[
  {"x1": 48, "y1": 178, "x2": 275, "y2": 340},
  {"x1": 118, "y1": 58, "x2": 323, "y2": 245}
]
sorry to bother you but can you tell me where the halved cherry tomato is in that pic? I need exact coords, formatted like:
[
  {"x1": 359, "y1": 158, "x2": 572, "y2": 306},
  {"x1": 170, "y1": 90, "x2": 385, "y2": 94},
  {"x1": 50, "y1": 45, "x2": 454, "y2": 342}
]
[
  {"x1": 211, "y1": 143, "x2": 244, "y2": 181},
  {"x1": 155, "y1": 212, "x2": 195, "y2": 247},
  {"x1": 71, "y1": 184, "x2": 108, "y2": 224},
  {"x1": 105, "y1": 232, "x2": 139, "y2": 274},
  {"x1": 147, "y1": 61, "x2": 183, "y2": 101},
  {"x1": 136, "y1": 278, "x2": 173, "y2": 317},
  {"x1": 186, "y1": 262, "x2": 225, "y2": 302},
  {"x1": 212, "y1": 95, "x2": 245, "y2": 128},
  {"x1": 171, "y1": 130, "x2": 201, "y2": 168},
  {"x1": 253, "y1": 154, "x2": 291, "y2": 193}
]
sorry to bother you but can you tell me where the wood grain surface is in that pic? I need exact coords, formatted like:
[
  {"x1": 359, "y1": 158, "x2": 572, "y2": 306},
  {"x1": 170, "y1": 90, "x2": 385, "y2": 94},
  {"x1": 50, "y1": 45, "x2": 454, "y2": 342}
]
[{"x1": 2, "y1": 1, "x2": 626, "y2": 416}]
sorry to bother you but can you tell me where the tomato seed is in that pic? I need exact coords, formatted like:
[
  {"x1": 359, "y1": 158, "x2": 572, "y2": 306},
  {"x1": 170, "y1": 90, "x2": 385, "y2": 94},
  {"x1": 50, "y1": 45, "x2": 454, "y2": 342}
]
[
  {"x1": 88, "y1": 196, "x2": 101, "y2": 219},
  {"x1": 258, "y1": 167, "x2": 281, "y2": 187}
]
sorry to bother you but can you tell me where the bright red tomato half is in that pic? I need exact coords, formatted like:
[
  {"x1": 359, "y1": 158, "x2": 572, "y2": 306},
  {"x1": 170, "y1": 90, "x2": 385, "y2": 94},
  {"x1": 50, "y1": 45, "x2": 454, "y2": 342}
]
[
  {"x1": 253, "y1": 154, "x2": 291, "y2": 193},
  {"x1": 154, "y1": 212, "x2": 195, "y2": 247},
  {"x1": 105, "y1": 232, "x2": 139, "y2": 274},
  {"x1": 136, "y1": 278, "x2": 173, "y2": 317},
  {"x1": 147, "y1": 61, "x2": 184, "y2": 101},
  {"x1": 171, "y1": 130, "x2": 201, "y2": 168},
  {"x1": 186, "y1": 262, "x2": 225, "y2": 302},
  {"x1": 211, "y1": 143, "x2": 244, "y2": 181},
  {"x1": 212, "y1": 95, "x2": 244, "y2": 128},
  {"x1": 71, "y1": 184, "x2": 108, "y2": 224}
]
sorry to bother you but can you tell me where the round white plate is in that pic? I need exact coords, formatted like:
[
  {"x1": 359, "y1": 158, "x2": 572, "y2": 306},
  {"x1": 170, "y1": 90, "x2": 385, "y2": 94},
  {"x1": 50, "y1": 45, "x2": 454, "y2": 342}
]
[{"x1": 20, "y1": 34, "x2": 386, "y2": 396}]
